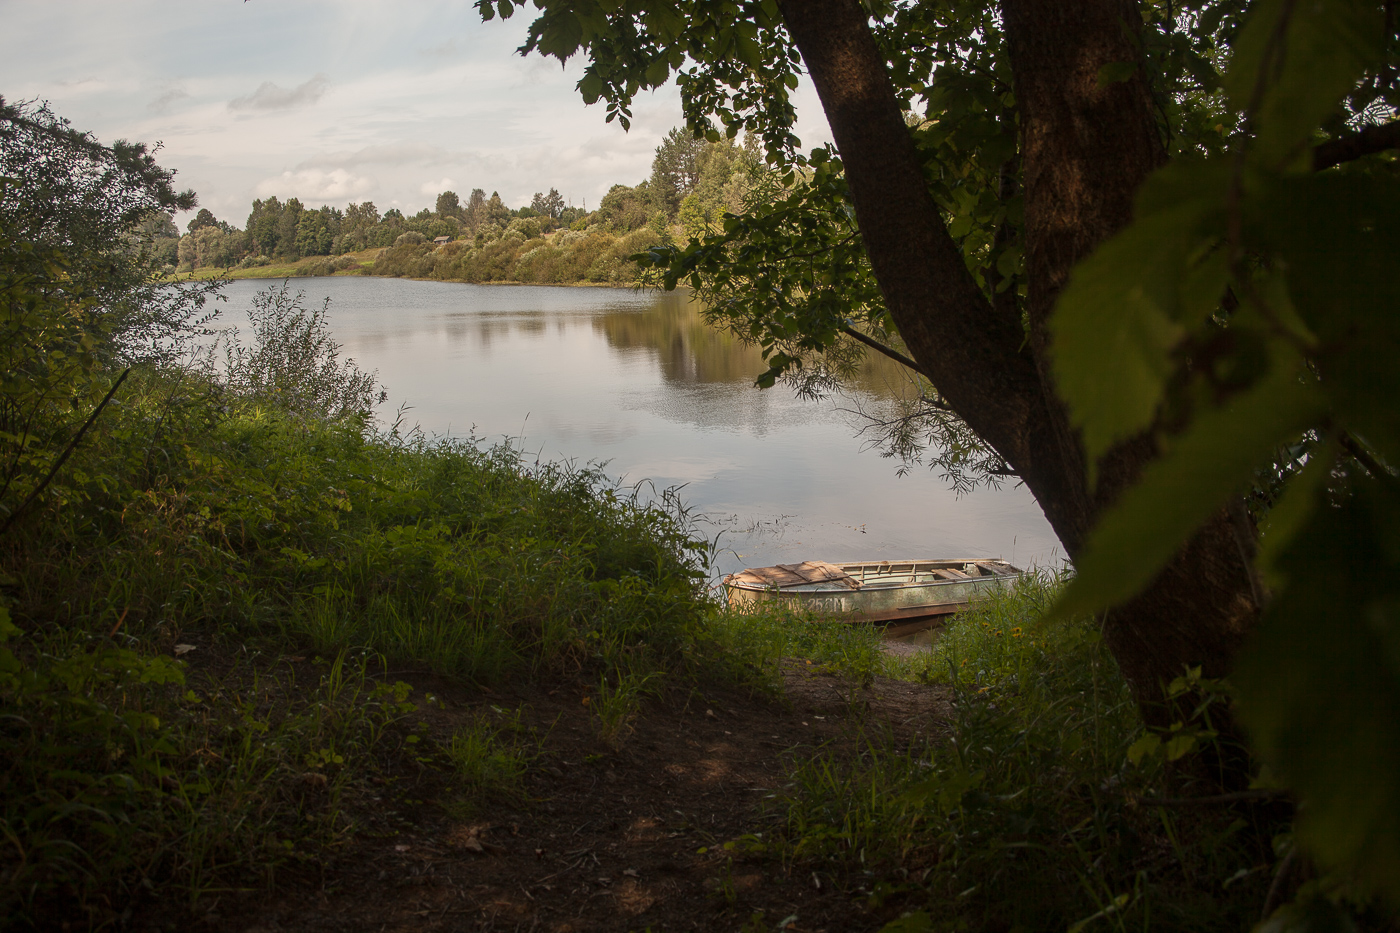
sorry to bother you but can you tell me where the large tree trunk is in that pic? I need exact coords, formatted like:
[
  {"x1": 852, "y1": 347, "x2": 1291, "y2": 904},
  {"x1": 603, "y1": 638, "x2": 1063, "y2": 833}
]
[{"x1": 777, "y1": 0, "x2": 1260, "y2": 714}]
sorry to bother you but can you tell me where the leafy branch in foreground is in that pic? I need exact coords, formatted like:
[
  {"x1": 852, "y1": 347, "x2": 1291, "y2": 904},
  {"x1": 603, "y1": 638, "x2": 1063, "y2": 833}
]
[
  {"x1": 1049, "y1": 0, "x2": 1400, "y2": 901},
  {"x1": 0, "y1": 97, "x2": 221, "y2": 367}
]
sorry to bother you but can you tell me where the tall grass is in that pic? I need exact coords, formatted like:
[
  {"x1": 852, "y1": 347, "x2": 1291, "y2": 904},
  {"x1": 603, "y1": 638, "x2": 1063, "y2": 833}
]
[
  {"x1": 0, "y1": 352, "x2": 731, "y2": 922},
  {"x1": 756, "y1": 573, "x2": 1287, "y2": 932}
]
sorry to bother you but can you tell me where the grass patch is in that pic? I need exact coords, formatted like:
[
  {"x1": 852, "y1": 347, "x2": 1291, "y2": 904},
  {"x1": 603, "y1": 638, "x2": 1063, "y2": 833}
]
[
  {"x1": 709, "y1": 602, "x2": 888, "y2": 689},
  {"x1": 442, "y1": 706, "x2": 538, "y2": 813},
  {"x1": 0, "y1": 359, "x2": 732, "y2": 924},
  {"x1": 747, "y1": 573, "x2": 1289, "y2": 932}
]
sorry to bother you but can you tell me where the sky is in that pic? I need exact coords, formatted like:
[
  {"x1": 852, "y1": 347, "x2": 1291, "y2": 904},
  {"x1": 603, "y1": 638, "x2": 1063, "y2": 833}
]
[{"x1": 0, "y1": 0, "x2": 832, "y2": 230}]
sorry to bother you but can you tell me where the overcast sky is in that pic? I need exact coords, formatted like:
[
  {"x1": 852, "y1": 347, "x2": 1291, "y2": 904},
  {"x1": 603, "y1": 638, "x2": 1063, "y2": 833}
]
[{"x1": 1, "y1": 0, "x2": 832, "y2": 229}]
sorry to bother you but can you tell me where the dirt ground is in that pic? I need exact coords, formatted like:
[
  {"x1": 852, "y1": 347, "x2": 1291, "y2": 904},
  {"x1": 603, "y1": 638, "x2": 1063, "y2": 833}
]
[{"x1": 207, "y1": 661, "x2": 953, "y2": 933}]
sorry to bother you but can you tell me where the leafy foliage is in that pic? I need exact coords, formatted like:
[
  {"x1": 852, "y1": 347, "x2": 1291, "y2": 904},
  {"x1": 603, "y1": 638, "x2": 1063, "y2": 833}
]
[
  {"x1": 1045, "y1": 0, "x2": 1400, "y2": 903},
  {"x1": 488, "y1": 0, "x2": 1400, "y2": 909},
  {"x1": 0, "y1": 99, "x2": 740, "y2": 925},
  {"x1": 0, "y1": 97, "x2": 219, "y2": 366},
  {"x1": 759, "y1": 576, "x2": 1284, "y2": 932},
  {"x1": 222, "y1": 282, "x2": 386, "y2": 422}
]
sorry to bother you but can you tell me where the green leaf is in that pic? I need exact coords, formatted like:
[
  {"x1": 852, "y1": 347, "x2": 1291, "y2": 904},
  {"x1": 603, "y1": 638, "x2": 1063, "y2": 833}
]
[
  {"x1": 645, "y1": 57, "x2": 671, "y2": 88},
  {"x1": 536, "y1": 10, "x2": 583, "y2": 59},
  {"x1": 645, "y1": 5, "x2": 685, "y2": 42},
  {"x1": 1252, "y1": 173, "x2": 1400, "y2": 466},
  {"x1": 1164, "y1": 734, "x2": 1197, "y2": 761},
  {"x1": 1054, "y1": 360, "x2": 1324, "y2": 619},
  {"x1": 1224, "y1": 0, "x2": 1383, "y2": 167},
  {"x1": 1255, "y1": 441, "x2": 1336, "y2": 585},
  {"x1": 1051, "y1": 163, "x2": 1229, "y2": 467},
  {"x1": 1236, "y1": 477, "x2": 1400, "y2": 903},
  {"x1": 1096, "y1": 61, "x2": 1138, "y2": 88},
  {"x1": 578, "y1": 71, "x2": 604, "y2": 105},
  {"x1": 1126, "y1": 733, "x2": 1161, "y2": 766}
]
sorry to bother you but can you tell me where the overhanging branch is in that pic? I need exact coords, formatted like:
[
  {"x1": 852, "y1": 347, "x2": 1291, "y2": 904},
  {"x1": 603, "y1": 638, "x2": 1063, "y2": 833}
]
[
  {"x1": 1313, "y1": 120, "x2": 1400, "y2": 170},
  {"x1": 839, "y1": 323, "x2": 931, "y2": 380}
]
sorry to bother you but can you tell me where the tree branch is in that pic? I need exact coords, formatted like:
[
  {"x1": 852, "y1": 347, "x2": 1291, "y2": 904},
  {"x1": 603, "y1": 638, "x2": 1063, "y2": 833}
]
[
  {"x1": 1312, "y1": 120, "x2": 1400, "y2": 170},
  {"x1": 777, "y1": 0, "x2": 1042, "y2": 471},
  {"x1": 1338, "y1": 429, "x2": 1392, "y2": 479},
  {"x1": 838, "y1": 323, "x2": 931, "y2": 379},
  {"x1": 0, "y1": 368, "x2": 131, "y2": 540}
]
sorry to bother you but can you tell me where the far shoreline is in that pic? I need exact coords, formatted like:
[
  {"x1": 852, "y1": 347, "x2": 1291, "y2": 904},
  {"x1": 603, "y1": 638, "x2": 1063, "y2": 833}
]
[{"x1": 172, "y1": 244, "x2": 663, "y2": 291}]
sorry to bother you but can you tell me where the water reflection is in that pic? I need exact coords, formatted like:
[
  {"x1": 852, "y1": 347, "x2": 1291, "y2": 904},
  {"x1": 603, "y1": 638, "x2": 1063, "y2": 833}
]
[
  {"x1": 217, "y1": 277, "x2": 1059, "y2": 577},
  {"x1": 595, "y1": 296, "x2": 766, "y2": 385},
  {"x1": 594, "y1": 293, "x2": 920, "y2": 397}
]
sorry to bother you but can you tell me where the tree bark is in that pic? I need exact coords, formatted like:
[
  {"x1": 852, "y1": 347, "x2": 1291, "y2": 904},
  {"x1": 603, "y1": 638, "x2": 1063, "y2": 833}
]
[{"x1": 778, "y1": 0, "x2": 1260, "y2": 714}]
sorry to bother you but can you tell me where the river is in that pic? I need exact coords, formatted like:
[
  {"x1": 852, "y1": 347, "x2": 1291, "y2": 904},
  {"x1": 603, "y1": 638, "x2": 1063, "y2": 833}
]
[{"x1": 217, "y1": 277, "x2": 1060, "y2": 579}]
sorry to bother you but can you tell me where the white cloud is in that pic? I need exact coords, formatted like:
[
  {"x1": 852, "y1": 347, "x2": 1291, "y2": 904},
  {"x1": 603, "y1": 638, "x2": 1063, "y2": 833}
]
[
  {"x1": 253, "y1": 168, "x2": 373, "y2": 201},
  {"x1": 57, "y1": 75, "x2": 103, "y2": 90},
  {"x1": 420, "y1": 177, "x2": 455, "y2": 195},
  {"x1": 229, "y1": 74, "x2": 329, "y2": 112},
  {"x1": 147, "y1": 88, "x2": 189, "y2": 112},
  {"x1": 0, "y1": 2, "x2": 836, "y2": 226},
  {"x1": 297, "y1": 143, "x2": 458, "y2": 170},
  {"x1": 419, "y1": 38, "x2": 459, "y2": 58}
]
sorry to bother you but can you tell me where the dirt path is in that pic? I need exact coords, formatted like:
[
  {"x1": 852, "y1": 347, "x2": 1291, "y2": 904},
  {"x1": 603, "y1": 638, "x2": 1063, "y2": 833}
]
[{"x1": 218, "y1": 665, "x2": 953, "y2": 933}]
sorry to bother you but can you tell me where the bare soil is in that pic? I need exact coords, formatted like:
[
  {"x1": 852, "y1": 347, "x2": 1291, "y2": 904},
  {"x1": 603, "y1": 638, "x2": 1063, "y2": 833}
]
[{"x1": 205, "y1": 663, "x2": 953, "y2": 933}]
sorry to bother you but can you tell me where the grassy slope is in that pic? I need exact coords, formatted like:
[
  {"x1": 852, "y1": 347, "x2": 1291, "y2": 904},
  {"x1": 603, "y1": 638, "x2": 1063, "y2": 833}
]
[{"x1": 0, "y1": 367, "x2": 1353, "y2": 930}]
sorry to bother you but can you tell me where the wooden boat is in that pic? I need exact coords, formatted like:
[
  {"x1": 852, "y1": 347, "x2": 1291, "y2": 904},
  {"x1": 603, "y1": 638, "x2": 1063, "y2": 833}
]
[{"x1": 723, "y1": 558, "x2": 1022, "y2": 631}]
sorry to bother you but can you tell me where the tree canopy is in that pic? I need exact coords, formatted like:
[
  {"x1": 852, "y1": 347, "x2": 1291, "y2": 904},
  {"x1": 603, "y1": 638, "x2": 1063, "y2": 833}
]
[{"x1": 479, "y1": 0, "x2": 1400, "y2": 902}]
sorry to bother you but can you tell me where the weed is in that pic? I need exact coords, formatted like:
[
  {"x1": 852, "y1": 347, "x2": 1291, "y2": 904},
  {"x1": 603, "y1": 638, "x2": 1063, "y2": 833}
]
[
  {"x1": 0, "y1": 327, "x2": 725, "y2": 925},
  {"x1": 442, "y1": 709, "x2": 534, "y2": 810},
  {"x1": 0, "y1": 643, "x2": 421, "y2": 920},
  {"x1": 762, "y1": 572, "x2": 1288, "y2": 932},
  {"x1": 590, "y1": 668, "x2": 662, "y2": 749},
  {"x1": 709, "y1": 601, "x2": 886, "y2": 694}
]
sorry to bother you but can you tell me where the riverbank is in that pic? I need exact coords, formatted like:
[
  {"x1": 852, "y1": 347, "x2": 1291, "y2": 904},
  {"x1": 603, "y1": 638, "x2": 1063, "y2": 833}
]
[
  {"x1": 176, "y1": 223, "x2": 666, "y2": 288},
  {"x1": 0, "y1": 359, "x2": 1292, "y2": 929}
]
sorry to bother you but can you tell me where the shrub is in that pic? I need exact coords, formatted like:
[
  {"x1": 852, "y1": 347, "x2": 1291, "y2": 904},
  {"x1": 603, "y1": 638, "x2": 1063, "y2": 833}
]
[{"x1": 222, "y1": 282, "x2": 386, "y2": 421}]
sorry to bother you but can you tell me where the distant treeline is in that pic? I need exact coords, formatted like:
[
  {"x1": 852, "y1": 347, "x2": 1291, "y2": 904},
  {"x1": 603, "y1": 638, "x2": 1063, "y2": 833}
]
[{"x1": 156, "y1": 129, "x2": 766, "y2": 285}]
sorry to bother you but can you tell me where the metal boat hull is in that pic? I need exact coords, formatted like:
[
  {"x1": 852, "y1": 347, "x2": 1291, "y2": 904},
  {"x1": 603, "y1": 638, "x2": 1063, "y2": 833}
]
[{"x1": 723, "y1": 558, "x2": 1021, "y2": 624}]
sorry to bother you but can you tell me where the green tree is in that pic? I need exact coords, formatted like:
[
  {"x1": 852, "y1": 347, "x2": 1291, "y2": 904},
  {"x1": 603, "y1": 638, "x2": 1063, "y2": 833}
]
[
  {"x1": 485, "y1": 0, "x2": 1400, "y2": 899},
  {"x1": 483, "y1": 191, "x2": 511, "y2": 227},
  {"x1": 295, "y1": 208, "x2": 333, "y2": 256},
  {"x1": 531, "y1": 187, "x2": 566, "y2": 218},
  {"x1": 245, "y1": 196, "x2": 283, "y2": 257},
  {"x1": 338, "y1": 200, "x2": 380, "y2": 251},
  {"x1": 274, "y1": 197, "x2": 304, "y2": 260},
  {"x1": 0, "y1": 97, "x2": 217, "y2": 365},
  {"x1": 186, "y1": 207, "x2": 219, "y2": 234},
  {"x1": 134, "y1": 211, "x2": 181, "y2": 268},
  {"x1": 1, "y1": 98, "x2": 217, "y2": 527},
  {"x1": 464, "y1": 188, "x2": 487, "y2": 230},
  {"x1": 435, "y1": 189, "x2": 462, "y2": 218},
  {"x1": 649, "y1": 126, "x2": 708, "y2": 215},
  {"x1": 597, "y1": 182, "x2": 654, "y2": 232}
]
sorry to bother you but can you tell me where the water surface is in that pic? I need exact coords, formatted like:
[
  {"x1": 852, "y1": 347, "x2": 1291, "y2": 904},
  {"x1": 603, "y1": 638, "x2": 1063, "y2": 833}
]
[{"x1": 219, "y1": 278, "x2": 1060, "y2": 578}]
